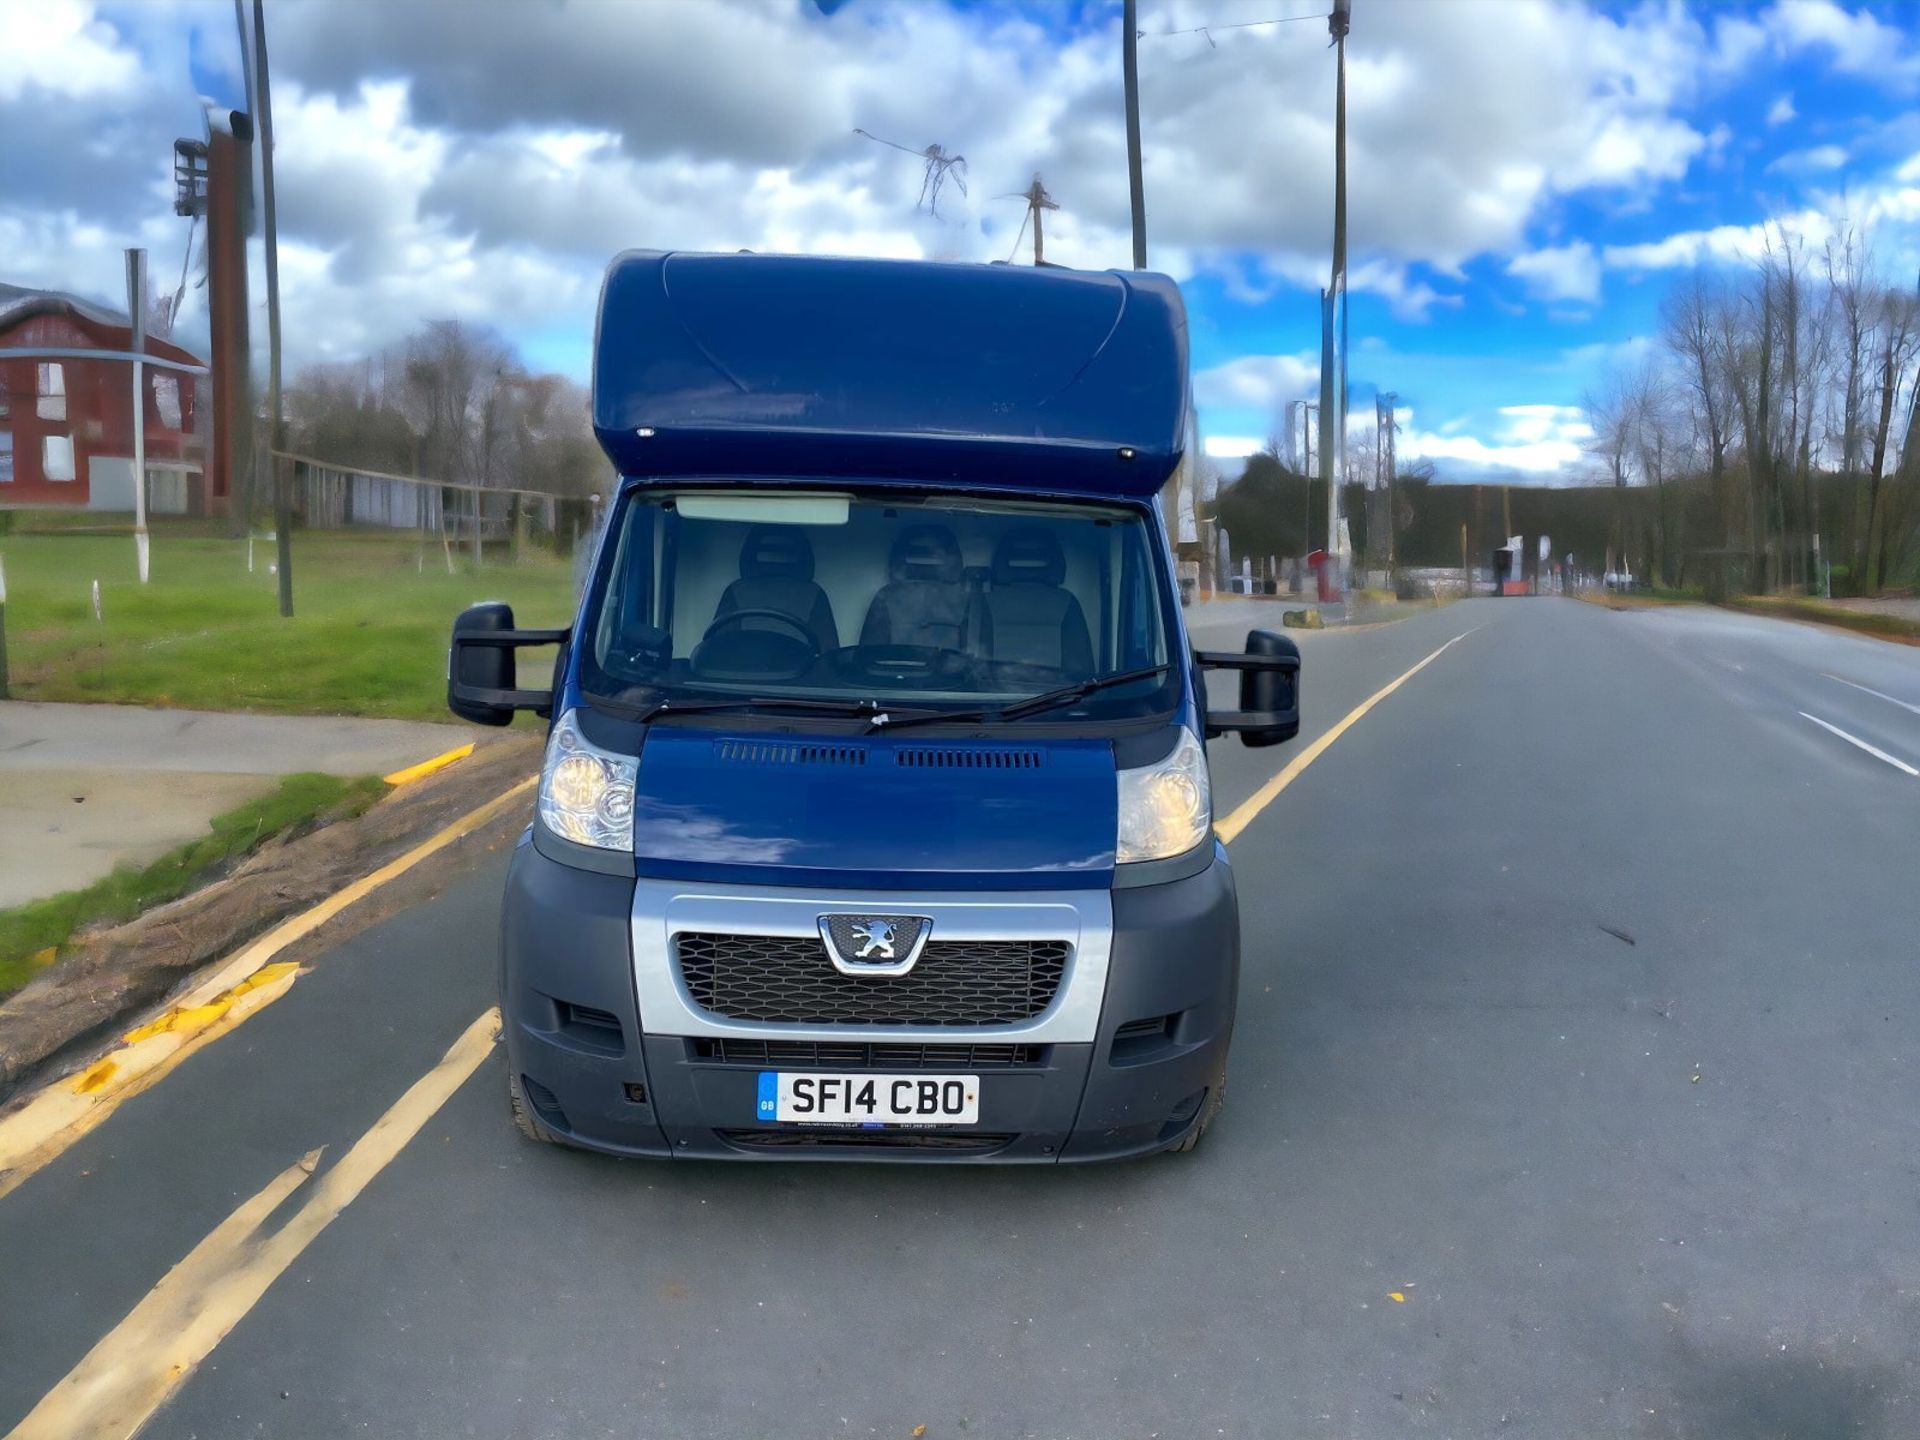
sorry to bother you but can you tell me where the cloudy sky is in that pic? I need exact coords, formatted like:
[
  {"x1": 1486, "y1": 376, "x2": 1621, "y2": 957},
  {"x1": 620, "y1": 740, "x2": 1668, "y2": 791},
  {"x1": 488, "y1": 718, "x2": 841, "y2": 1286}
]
[{"x1": 8, "y1": 0, "x2": 1920, "y2": 484}]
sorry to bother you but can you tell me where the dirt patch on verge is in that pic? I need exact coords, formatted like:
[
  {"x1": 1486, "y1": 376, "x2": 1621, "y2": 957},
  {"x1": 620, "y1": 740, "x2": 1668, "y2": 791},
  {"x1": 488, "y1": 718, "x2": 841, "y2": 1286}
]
[
  {"x1": 0, "y1": 736, "x2": 540, "y2": 1099},
  {"x1": 1726, "y1": 596, "x2": 1920, "y2": 646},
  {"x1": 1571, "y1": 590, "x2": 1691, "y2": 612}
]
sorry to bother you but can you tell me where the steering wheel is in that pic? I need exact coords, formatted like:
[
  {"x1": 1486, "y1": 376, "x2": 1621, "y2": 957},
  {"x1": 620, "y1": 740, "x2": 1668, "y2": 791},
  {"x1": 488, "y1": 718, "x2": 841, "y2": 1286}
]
[
  {"x1": 840, "y1": 643, "x2": 968, "y2": 685},
  {"x1": 690, "y1": 608, "x2": 821, "y2": 681}
]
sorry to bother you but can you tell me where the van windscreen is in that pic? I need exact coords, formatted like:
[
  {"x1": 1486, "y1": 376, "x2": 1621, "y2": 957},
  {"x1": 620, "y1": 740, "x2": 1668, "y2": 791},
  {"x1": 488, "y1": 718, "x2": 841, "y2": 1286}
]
[{"x1": 581, "y1": 489, "x2": 1178, "y2": 726}]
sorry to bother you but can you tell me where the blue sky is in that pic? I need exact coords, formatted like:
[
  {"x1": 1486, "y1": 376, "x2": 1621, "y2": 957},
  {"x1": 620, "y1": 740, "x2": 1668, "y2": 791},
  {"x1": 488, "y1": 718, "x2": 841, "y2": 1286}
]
[{"x1": 10, "y1": 0, "x2": 1920, "y2": 484}]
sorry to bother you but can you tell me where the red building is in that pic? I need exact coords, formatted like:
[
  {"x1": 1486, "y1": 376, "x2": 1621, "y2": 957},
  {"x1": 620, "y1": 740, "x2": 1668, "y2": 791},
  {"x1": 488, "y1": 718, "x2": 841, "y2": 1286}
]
[{"x1": 0, "y1": 282, "x2": 212, "y2": 513}]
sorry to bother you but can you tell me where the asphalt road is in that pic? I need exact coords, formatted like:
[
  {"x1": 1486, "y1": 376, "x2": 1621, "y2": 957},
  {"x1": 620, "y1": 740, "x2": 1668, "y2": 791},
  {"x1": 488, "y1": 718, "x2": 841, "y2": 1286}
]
[{"x1": 3, "y1": 596, "x2": 1917, "y2": 1439}]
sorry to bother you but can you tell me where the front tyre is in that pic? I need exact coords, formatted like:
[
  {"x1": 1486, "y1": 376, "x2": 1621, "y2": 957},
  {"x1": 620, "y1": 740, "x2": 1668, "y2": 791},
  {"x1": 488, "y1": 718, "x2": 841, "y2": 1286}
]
[
  {"x1": 508, "y1": 1071, "x2": 558, "y2": 1145},
  {"x1": 1170, "y1": 1071, "x2": 1226, "y2": 1153}
]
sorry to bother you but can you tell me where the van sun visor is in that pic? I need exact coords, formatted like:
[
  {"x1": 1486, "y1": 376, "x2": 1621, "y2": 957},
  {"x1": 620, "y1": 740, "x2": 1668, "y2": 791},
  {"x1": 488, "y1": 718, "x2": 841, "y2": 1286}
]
[{"x1": 592, "y1": 251, "x2": 1190, "y2": 495}]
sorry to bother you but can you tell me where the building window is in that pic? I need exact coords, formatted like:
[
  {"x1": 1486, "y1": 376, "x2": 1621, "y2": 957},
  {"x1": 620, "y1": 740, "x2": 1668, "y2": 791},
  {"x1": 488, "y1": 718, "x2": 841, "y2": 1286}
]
[
  {"x1": 153, "y1": 374, "x2": 182, "y2": 429},
  {"x1": 0, "y1": 428, "x2": 12, "y2": 482},
  {"x1": 37, "y1": 362, "x2": 67, "y2": 422},
  {"x1": 43, "y1": 433, "x2": 75, "y2": 482}
]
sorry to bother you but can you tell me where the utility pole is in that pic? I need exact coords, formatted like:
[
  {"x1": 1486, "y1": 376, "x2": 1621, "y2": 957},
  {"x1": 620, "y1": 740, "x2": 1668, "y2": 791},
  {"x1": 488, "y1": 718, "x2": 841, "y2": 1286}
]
[
  {"x1": 252, "y1": 0, "x2": 293, "y2": 617},
  {"x1": 1123, "y1": 0, "x2": 1147, "y2": 269},
  {"x1": 1378, "y1": 390, "x2": 1398, "y2": 565},
  {"x1": 1006, "y1": 176, "x2": 1060, "y2": 265},
  {"x1": 1300, "y1": 401, "x2": 1318, "y2": 554},
  {"x1": 126, "y1": 248, "x2": 150, "y2": 583},
  {"x1": 1320, "y1": 0, "x2": 1352, "y2": 589}
]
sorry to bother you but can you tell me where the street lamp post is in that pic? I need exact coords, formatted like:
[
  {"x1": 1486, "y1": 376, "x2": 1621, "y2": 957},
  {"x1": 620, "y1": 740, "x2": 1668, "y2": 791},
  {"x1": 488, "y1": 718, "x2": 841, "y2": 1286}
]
[{"x1": 252, "y1": 0, "x2": 294, "y2": 617}]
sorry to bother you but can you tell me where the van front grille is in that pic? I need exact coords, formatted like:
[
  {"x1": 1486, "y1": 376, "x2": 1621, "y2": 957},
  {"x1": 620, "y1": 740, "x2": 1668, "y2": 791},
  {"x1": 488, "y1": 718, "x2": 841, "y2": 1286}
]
[
  {"x1": 675, "y1": 933, "x2": 1068, "y2": 1026},
  {"x1": 688, "y1": 1038, "x2": 1049, "y2": 1068}
]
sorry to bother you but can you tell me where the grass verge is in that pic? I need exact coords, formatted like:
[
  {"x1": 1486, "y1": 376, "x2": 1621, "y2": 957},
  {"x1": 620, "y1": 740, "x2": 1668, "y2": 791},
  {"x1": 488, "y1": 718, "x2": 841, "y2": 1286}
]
[
  {"x1": 0, "y1": 772, "x2": 385, "y2": 998},
  {"x1": 0, "y1": 525, "x2": 577, "y2": 722},
  {"x1": 1573, "y1": 586, "x2": 1920, "y2": 644}
]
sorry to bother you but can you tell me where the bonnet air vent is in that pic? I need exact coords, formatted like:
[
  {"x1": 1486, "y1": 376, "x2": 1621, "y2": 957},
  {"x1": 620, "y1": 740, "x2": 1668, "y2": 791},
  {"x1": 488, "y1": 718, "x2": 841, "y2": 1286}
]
[
  {"x1": 713, "y1": 740, "x2": 867, "y2": 767},
  {"x1": 893, "y1": 747, "x2": 1043, "y2": 770}
]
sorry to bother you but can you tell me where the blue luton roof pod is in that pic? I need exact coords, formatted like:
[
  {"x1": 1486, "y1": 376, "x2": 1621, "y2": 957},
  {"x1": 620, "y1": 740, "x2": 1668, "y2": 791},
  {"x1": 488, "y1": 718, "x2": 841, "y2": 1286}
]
[{"x1": 591, "y1": 251, "x2": 1190, "y2": 497}]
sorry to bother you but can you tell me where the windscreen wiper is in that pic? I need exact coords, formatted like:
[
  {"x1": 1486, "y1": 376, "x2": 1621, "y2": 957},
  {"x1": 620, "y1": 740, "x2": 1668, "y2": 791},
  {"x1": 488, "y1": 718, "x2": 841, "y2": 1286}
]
[
  {"x1": 868, "y1": 664, "x2": 1172, "y2": 733},
  {"x1": 996, "y1": 664, "x2": 1171, "y2": 720},
  {"x1": 587, "y1": 692, "x2": 936, "y2": 726}
]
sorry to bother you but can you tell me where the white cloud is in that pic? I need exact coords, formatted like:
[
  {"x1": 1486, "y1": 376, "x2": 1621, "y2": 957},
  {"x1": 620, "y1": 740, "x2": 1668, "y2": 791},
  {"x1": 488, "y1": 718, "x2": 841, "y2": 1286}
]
[
  {"x1": 1766, "y1": 143, "x2": 1850, "y2": 174},
  {"x1": 1561, "y1": 335, "x2": 1655, "y2": 372},
  {"x1": 1506, "y1": 241, "x2": 1602, "y2": 303},
  {"x1": 1204, "y1": 436, "x2": 1263, "y2": 460},
  {"x1": 1601, "y1": 168, "x2": 1920, "y2": 278},
  {"x1": 1603, "y1": 207, "x2": 1832, "y2": 270},
  {"x1": 0, "y1": 0, "x2": 139, "y2": 103},
  {"x1": 1400, "y1": 403, "x2": 1593, "y2": 477},
  {"x1": 0, "y1": 0, "x2": 1788, "y2": 378},
  {"x1": 1765, "y1": 0, "x2": 1920, "y2": 88},
  {"x1": 1192, "y1": 353, "x2": 1321, "y2": 413},
  {"x1": 1767, "y1": 92, "x2": 1798, "y2": 126},
  {"x1": 1711, "y1": 15, "x2": 1771, "y2": 76}
]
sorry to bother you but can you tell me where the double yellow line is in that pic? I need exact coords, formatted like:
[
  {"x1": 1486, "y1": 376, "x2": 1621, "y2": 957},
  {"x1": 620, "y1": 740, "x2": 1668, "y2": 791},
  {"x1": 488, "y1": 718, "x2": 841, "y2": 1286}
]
[{"x1": 2, "y1": 631, "x2": 1472, "y2": 1440}]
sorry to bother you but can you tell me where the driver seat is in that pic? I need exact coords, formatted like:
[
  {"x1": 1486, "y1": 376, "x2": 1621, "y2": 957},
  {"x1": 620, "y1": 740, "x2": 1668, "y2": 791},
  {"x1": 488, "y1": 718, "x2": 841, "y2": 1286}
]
[{"x1": 713, "y1": 527, "x2": 839, "y2": 652}]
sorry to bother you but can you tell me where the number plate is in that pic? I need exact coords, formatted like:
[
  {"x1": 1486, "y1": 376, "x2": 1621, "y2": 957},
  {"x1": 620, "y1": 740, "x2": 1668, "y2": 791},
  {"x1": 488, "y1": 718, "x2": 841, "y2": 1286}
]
[{"x1": 757, "y1": 1072, "x2": 979, "y2": 1126}]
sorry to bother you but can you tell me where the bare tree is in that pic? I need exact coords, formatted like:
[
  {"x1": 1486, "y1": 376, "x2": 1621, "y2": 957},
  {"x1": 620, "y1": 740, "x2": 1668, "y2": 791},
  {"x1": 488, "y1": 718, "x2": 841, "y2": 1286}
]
[
  {"x1": 1626, "y1": 360, "x2": 1687, "y2": 584},
  {"x1": 1864, "y1": 278, "x2": 1920, "y2": 589},
  {"x1": 1662, "y1": 273, "x2": 1736, "y2": 552}
]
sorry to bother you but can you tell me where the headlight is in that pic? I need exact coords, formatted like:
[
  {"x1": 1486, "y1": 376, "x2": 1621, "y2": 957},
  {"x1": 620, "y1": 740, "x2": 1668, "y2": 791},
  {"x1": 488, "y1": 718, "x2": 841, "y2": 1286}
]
[
  {"x1": 1115, "y1": 728, "x2": 1211, "y2": 864},
  {"x1": 538, "y1": 710, "x2": 636, "y2": 851}
]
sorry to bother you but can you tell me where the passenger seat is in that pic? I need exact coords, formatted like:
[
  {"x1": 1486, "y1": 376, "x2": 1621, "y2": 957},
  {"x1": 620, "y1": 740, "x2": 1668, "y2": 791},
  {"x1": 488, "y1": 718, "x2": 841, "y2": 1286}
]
[
  {"x1": 983, "y1": 528, "x2": 1093, "y2": 675},
  {"x1": 860, "y1": 525, "x2": 980, "y2": 652}
]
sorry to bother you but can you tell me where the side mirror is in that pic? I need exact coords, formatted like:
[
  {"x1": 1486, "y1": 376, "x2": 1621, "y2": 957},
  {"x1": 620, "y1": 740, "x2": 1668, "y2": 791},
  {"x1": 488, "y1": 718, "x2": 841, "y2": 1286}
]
[
  {"x1": 447, "y1": 602, "x2": 569, "y2": 726},
  {"x1": 1196, "y1": 629, "x2": 1301, "y2": 748}
]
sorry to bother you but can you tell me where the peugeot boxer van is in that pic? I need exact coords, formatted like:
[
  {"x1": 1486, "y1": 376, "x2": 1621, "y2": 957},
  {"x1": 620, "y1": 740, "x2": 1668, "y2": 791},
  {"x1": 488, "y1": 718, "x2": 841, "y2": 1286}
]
[{"x1": 449, "y1": 251, "x2": 1301, "y2": 1161}]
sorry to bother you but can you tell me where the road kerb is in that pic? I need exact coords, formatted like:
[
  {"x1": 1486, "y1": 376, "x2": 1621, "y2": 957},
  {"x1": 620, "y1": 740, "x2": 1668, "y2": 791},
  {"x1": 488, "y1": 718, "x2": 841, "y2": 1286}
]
[{"x1": 383, "y1": 742, "x2": 476, "y2": 786}]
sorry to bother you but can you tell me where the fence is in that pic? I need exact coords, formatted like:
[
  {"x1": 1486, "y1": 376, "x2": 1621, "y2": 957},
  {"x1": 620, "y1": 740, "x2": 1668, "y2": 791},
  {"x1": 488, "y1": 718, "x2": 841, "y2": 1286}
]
[{"x1": 267, "y1": 449, "x2": 584, "y2": 564}]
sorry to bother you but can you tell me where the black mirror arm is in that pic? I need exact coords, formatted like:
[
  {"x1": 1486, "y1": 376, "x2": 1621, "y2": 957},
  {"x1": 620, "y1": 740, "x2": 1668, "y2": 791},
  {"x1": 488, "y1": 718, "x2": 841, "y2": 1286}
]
[
  {"x1": 454, "y1": 627, "x2": 571, "y2": 649},
  {"x1": 1204, "y1": 713, "x2": 1294, "y2": 740},
  {"x1": 1192, "y1": 649, "x2": 1301, "y2": 676}
]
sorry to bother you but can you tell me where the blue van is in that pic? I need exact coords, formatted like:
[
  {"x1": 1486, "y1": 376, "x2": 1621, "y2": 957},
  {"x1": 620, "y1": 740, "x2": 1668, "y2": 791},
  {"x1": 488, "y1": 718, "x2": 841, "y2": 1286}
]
[{"x1": 449, "y1": 251, "x2": 1301, "y2": 1162}]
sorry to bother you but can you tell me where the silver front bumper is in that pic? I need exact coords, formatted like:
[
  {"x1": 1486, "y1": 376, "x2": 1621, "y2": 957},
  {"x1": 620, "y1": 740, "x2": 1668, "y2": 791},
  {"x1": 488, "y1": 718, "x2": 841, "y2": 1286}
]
[{"x1": 630, "y1": 876, "x2": 1113, "y2": 1045}]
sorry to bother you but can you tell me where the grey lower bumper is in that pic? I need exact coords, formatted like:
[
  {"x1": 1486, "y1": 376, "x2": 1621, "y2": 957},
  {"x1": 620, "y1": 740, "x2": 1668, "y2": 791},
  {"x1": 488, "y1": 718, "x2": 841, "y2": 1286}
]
[{"x1": 498, "y1": 835, "x2": 1239, "y2": 1162}]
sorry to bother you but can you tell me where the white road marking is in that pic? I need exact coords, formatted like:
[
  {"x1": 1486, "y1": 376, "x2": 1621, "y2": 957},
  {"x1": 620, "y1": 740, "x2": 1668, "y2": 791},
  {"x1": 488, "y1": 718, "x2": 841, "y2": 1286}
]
[
  {"x1": 1798, "y1": 711, "x2": 1920, "y2": 777},
  {"x1": 1823, "y1": 672, "x2": 1920, "y2": 717}
]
